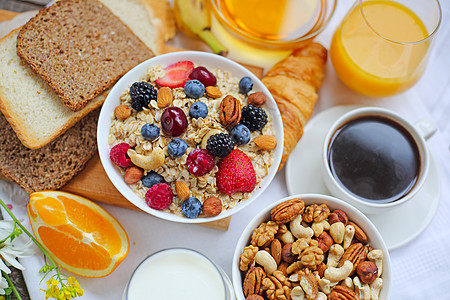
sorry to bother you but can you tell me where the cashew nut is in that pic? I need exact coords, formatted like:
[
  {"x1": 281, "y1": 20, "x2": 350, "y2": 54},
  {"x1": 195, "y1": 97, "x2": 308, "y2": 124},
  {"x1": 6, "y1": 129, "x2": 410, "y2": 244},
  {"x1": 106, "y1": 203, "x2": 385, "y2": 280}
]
[
  {"x1": 326, "y1": 244, "x2": 344, "y2": 268},
  {"x1": 367, "y1": 249, "x2": 383, "y2": 277},
  {"x1": 324, "y1": 260, "x2": 353, "y2": 282},
  {"x1": 127, "y1": 148, "x2": 165, "y2": 170},
  {"x1": 343, "y1": 224, "x2": 355, "y2": 249},
  {"x1": 318, "y1": 278, "x2": 338, "y2": 294},
  {"x1": 353, "y1": 276, "x2": 371, "y2": 300},
  {"x1": 290, "y1": 286, "x2": 305, "y2": 300},
  {"x1": 311, "y1": 220, "x2": 330, "y2": 237},
  {"x1": 254, "y1": 250, "x2": 277, "y2": 275},
  {"x1": 290, "y1": 215, "x2": 314, "y2": 239},
  {"x1": 317, "y1": 292, "x2": 327, "y2": 300},
  {"x1": 329, "y1": 222, "x2": 345, "y2": 244},
  {"x1": 342, "y1": 277, "x2": 354, "y2": 290},
  {"x1": 370, "y1": 278, "x2": 383, "y2": 300},
  {"x1": 278, "y1": 230, "x2": 295, "y2": 244}
]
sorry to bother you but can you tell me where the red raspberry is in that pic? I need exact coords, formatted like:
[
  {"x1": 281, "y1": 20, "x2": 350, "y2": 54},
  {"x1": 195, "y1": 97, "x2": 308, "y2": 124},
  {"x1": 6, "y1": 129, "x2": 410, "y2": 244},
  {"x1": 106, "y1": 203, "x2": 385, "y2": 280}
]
[
  {"x1": 216, "y1": 149, "x2": 256, "y2": 195},
  {"x1": 186, "y1": 149, "x2": 215, "y2": 176},
  {"x1": 110, "y1": 143, "x2": 133, "y2": 167},
  {"x1": 145, "y1": 183, "x2": 173, "y2": 210}
]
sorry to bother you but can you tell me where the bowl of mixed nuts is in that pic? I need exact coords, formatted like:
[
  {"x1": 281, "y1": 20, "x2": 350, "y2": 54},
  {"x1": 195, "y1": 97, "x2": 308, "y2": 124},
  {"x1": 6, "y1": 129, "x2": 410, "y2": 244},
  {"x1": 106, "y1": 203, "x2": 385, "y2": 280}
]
[
  {"x1": 97, "y1": 51, "x2": 283, "y2": 223},
  {"x1": 232, "y1": 194, "x2": 391, "y2": 300}
]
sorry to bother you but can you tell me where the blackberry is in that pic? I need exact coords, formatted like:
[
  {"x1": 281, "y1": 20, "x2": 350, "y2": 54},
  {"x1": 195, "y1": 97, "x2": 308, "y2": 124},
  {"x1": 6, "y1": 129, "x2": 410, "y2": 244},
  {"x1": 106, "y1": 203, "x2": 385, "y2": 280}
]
[
  {"x1": 206, "y1": 133, "x2": 235, "y2": 158},
  {"x1": 129, "y1": 81, "x2": 157, "y2": 111},
  {"x1": 240, "y1": 104, "x2": 268, "y2": 131}
]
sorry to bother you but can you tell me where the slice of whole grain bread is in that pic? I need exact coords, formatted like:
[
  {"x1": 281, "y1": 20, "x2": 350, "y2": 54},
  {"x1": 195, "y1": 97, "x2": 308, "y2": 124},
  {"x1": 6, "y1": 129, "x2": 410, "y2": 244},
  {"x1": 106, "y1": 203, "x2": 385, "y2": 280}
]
[
  {"x1": 0, "y1": 109, "x2": 99, "y2": 194},
  {"x1": 16, "y1": 0, "x2": 154, "y2": 112}
]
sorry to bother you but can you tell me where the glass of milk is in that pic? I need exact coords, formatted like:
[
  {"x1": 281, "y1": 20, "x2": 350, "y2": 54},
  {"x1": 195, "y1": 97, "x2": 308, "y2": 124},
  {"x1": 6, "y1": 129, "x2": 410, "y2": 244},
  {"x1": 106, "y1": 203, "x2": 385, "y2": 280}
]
[{"x1": 123, "y1": 248, "x2": 235, "y2": 300}]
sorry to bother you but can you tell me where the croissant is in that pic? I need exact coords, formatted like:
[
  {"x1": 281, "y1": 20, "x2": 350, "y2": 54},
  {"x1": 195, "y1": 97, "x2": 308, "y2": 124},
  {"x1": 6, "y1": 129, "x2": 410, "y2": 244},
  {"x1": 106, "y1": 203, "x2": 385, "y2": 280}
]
[{"x1": 262, "y1": 42, "x2": 327, "y2": 171}]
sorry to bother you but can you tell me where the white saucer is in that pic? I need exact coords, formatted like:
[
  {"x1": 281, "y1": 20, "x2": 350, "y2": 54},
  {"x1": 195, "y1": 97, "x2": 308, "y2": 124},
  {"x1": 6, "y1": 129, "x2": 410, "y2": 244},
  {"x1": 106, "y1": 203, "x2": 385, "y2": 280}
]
[{"x1": 285, "y1": 105, "x2": 441, "y2": 250}]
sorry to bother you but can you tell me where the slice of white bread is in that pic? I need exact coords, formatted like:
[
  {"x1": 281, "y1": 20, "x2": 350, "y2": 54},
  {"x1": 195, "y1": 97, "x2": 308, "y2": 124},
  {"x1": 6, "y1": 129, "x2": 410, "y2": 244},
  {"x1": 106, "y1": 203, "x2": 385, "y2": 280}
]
[
  {"x1": 0, "y1": 29, "x2": 106, "y2": 149},
  {"x1": 99, "y1": 0, "x2": 175, "y2": 54}
]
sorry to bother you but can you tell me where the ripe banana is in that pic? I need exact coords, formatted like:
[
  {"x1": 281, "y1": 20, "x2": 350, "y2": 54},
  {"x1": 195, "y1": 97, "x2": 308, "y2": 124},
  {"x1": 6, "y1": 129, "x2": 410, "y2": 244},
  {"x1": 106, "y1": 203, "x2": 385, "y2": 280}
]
[{"x1": 174, "y1": 0, "x2": 228, "y2": 55}]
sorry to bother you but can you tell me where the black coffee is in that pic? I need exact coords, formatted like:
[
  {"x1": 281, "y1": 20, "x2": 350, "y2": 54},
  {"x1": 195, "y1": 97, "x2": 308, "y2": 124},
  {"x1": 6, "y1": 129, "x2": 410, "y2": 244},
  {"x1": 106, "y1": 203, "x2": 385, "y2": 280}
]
[{"x1": 327, "y1": 116, "x2": 420, "y2": 203}]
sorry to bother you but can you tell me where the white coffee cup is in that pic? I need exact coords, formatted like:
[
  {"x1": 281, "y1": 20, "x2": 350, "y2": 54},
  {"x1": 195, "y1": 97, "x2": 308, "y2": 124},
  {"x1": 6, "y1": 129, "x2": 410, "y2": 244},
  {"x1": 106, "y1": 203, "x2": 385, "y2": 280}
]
[{"x1": 321, "y1": 106, "x2": 435, "y2": 215}]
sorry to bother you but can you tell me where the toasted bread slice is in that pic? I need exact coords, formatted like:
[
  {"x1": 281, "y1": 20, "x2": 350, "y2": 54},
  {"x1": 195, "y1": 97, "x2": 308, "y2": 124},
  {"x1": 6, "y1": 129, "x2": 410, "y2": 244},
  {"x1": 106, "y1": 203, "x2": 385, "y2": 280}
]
[
  {"x1": 16, "y1": 0, "x2": 154, "y2": 111},
  {"x1": 0, "y1": 108, "x2": 99, "y2": 193}
]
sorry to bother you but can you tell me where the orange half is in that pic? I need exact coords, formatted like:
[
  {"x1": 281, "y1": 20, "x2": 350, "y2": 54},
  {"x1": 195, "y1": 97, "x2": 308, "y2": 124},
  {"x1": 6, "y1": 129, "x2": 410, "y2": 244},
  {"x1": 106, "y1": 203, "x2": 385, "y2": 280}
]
[{"x1": 27, "y1": 191, "x2": 130, "y2": 278}]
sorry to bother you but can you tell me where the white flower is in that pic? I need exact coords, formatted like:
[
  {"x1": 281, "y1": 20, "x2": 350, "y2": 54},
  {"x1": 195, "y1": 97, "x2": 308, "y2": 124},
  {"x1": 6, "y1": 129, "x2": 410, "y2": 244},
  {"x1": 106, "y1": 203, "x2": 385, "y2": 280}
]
[
  {"x1": 0, "y1": 275, "x2": 8, "y2": 295},
  {"x1": 0, "y1": 220, "x2": 34, "y2": 274}
]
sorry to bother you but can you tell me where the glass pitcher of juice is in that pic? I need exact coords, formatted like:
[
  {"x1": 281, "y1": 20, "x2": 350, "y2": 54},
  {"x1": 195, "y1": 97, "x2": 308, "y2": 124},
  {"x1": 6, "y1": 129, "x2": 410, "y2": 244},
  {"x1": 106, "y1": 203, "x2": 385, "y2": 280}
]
[{"x1": 330, "y1": 0, "x2": 441, "y2": 97}]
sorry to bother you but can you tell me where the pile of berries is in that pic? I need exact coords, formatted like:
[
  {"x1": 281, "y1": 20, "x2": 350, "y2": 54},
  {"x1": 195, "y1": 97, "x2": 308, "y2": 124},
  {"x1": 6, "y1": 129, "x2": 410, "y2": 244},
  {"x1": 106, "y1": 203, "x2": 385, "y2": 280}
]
[{"x1": 110, "y1": 60, "x2": 274, "y2": 219}]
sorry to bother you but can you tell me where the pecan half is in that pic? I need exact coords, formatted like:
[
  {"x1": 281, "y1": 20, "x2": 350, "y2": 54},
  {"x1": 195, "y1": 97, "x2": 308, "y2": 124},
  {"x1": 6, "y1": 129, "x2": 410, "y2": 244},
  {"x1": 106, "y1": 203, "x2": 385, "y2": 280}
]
[
  {"x1": 329, "y1": 285, "x2": 360, "y2": 300},
  {"x1": 243, "y1": 266, "x2": 266, "y2": 297},
  {"x1": 271, "y1": 198, "x2": 305, "y2": 224},
  {"x1": 328, "y1": 210, "x2": 349, "y2": 225},
  {"x1": 219, "y1": 95, "x2": 241, "y2": 128},
  {"x1": 338, "y1": 243, "x2": 369, "y2": 274}
]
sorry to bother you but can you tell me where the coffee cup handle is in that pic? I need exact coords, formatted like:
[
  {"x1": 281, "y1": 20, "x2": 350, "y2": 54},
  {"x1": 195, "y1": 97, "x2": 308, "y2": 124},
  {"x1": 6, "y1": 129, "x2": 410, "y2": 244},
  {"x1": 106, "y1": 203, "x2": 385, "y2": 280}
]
[{"x1": 415, "y1": 118, "x2": 437, "y2": 140}]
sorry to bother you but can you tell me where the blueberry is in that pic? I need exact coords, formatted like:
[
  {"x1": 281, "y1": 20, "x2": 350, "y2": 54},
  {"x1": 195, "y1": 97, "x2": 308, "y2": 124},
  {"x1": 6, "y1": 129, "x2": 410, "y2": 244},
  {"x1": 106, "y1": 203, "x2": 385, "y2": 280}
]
[
  {"x1": 189, "y1": 101, "x2": 208, "y2": 119},
  {"x1": 184, "y1": 80, "x2": 205, "y2": 99},
  {"x1": 239, "y1": 76, "x2": 253, "y2": 94},
  {"x1": 141, "y1": 123, "x2": 159, "y2": 141},
  {"x1": 230, "y1": 124, "x2": 251, "y2": 145},
  {"x1": 167, "y1": 138, "x2": 187, "y2": 158},
  {"x1": 182, "y1": 197, "x2": 202, "y2": 218},
  {"x1": 141, "y1": 171, "x2": 165, "y2": 188}
]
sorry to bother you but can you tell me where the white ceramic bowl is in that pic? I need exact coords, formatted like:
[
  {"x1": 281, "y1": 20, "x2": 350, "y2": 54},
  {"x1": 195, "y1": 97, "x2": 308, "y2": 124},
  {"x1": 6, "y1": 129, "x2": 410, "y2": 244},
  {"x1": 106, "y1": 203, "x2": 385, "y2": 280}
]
[
  {"x1": 97, "y1": 51, "x2": 283, "y2": 223},
  {"x1": 232, "y1": 194, "x2": 391, "y2": 300}
]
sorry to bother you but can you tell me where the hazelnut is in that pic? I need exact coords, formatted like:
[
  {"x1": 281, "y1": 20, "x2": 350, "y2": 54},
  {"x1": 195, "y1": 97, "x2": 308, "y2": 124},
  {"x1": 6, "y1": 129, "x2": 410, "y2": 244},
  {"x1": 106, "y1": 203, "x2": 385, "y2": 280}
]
[
  {"x1": 202, "y1": 196, "x2": 222, "y2": 217},
  {"x1": 316, "y1": 231, "x2": 333, "y2": 253},
  {"x1": 328, "y1": 209, "x2": 349, "y2": 225},
  {"x1": 124, "y1": 166, "x2": 144, "y2": 184},
  {"x1": 114, "y1": 104, "x2": 131, "y2": 120},
  {"x1": 356, "y1": 261, "x2": 378, "y2": 284},
  {"x1": 281, "y1": 243, "x2": 297, "y2": 264},
  {"x1": 247, "y1": 92, "x2": 266, "y2": 107}
]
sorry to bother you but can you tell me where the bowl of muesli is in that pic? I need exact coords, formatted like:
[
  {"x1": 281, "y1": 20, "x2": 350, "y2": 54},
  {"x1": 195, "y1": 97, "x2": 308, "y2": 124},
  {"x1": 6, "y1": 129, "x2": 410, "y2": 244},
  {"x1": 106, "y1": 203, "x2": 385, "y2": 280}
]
[
  {"x1": 232, "y1": 194, "x2": 391, "y2": 300},
  {"x1": 97, "y1": 51, "x2": 283, "y2": 223}
]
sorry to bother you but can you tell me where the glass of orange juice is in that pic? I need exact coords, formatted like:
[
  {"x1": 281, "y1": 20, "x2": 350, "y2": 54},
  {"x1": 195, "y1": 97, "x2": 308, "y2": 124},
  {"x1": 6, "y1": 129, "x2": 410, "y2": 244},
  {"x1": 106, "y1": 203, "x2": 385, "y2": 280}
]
[{"x1": 330, "y1": 0, "x2": 441, "y2": 97}]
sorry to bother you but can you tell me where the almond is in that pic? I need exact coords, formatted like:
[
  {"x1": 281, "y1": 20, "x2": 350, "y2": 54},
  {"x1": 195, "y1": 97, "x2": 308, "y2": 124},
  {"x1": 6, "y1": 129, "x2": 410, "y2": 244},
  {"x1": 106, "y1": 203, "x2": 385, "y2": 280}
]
[
  {"x1": 114, "y1": 105, "x2": 131, "y2": 120},
  {"x1": 254, "y1": 135, "x2": 277, "y2": 150},
  {"x1": 124, "y1": 166, "x2": 144, "y2": 184},
  {"x1": 205, "y1": 86, "x2": 222, "y2": 98},
  {"x1": 175, "y1": 181, "x2": 190, "y2": 200},
  {"x1": 157, "y1": 86, "x2": 173, "y2": 108}
]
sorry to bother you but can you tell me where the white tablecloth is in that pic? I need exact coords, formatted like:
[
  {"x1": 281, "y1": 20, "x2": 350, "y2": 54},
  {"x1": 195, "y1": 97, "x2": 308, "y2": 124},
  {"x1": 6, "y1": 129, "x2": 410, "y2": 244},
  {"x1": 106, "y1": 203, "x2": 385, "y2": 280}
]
[{"x1": 1, "y1": 1, "x2": 450, "y2": 299}]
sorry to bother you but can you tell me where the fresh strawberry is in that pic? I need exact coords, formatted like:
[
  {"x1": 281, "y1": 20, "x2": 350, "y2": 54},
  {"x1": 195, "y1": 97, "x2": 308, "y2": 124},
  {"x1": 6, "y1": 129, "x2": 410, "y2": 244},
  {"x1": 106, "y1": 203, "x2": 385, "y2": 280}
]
[
  {"x1": 216, "y1": 149, "x2": 256, "y2": 195},
  {"x1": 155, "y1": 60, "x2": 195, "y2": 88}
]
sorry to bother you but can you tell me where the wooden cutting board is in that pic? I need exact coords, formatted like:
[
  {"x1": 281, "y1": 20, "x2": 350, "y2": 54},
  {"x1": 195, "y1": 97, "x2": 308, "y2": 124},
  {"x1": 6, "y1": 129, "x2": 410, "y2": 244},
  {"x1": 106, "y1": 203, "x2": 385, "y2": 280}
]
[{"x1": 0, "y1": 9, "x2": 264, "y2": 231}]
